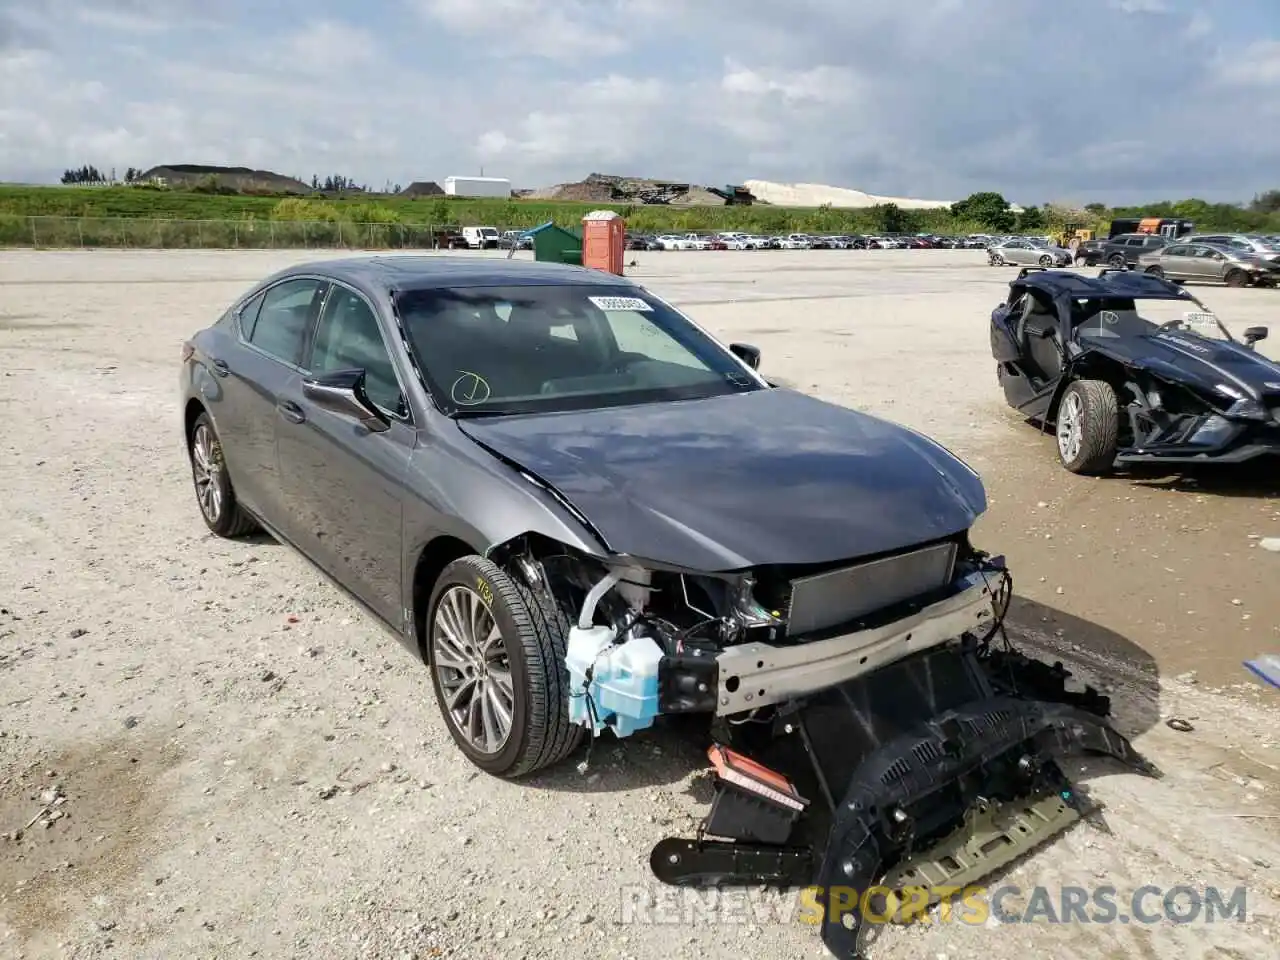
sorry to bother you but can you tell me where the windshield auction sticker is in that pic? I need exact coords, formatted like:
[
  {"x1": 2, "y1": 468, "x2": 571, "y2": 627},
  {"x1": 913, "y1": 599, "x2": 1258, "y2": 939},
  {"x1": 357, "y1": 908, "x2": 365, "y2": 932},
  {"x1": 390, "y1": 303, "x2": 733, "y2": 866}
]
[{"x1": 588, "y1": 296, "x2": 653, "y2": 312}]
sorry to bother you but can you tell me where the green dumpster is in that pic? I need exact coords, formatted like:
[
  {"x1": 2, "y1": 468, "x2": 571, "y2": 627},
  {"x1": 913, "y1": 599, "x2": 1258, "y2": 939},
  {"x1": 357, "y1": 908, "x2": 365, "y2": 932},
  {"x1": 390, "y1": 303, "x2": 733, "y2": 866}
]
[{"x1": 526, "y1": 221, "x2": 582, "y2": 266}]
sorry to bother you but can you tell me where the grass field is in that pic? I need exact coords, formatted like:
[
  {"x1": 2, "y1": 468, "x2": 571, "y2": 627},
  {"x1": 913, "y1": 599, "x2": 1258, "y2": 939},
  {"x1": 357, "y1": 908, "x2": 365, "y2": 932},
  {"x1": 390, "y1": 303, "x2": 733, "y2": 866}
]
[
  {"x1": 4, "y1": 185, "x2": 1277, "y2": 247},
  {"x1": 0, "y1": 184, "x2": 995, "y2": 236}
]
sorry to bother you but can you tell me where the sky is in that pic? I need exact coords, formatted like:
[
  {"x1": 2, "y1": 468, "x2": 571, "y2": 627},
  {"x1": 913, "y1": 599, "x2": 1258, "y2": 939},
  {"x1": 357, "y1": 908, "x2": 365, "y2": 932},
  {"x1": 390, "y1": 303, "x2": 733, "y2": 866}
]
[{"x1": 1, "y1": 0, "x2": 1279, "y2": 206}]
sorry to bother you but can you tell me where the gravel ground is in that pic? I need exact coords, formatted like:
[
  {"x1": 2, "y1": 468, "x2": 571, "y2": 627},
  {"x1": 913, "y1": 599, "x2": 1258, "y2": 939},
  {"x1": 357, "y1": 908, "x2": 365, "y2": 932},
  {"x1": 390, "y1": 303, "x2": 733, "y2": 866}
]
[{"x1": 1, "y1": 248, "x2": 1278, "y2": 960}]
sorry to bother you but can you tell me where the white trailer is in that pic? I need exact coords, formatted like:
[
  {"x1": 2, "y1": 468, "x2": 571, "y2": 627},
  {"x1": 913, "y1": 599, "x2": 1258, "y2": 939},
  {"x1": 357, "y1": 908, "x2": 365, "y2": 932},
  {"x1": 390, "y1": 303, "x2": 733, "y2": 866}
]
[{"x1": 443, "y1": 176, "x2": 512, "y2": 199}]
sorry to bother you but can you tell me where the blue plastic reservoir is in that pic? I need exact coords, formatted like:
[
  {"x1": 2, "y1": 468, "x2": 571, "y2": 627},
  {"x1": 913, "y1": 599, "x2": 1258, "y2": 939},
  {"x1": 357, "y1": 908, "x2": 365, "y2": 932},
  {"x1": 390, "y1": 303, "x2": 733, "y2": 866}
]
[{"x1": 565, "y1": 626, "x2": 663, "y2": 737}]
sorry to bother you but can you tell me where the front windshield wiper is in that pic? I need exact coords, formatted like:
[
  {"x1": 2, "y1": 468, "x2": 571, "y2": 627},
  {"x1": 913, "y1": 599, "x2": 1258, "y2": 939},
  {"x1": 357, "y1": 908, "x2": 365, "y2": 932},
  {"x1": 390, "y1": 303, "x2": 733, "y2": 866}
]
[{"x1": 451, "y1": 408, "x2": 522, "y2": 419}]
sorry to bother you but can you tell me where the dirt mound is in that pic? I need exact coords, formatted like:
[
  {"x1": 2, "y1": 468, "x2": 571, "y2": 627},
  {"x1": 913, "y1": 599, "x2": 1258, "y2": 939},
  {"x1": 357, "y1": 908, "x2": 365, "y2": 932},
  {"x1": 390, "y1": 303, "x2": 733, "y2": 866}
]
[{"x1": 139, "y1": 164, "x2": 310, "y2": 194}]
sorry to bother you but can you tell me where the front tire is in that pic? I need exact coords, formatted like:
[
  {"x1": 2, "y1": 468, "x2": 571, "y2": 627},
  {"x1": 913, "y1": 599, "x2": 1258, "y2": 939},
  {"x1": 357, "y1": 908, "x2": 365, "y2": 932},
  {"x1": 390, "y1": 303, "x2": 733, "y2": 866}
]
[
  {"x1": 188, "y1": 412, "x2": 259, "y2": 538},
  {"x1": 1108, "y1": 254, "x2": 1126, "y2": 269},
  {"x1": 1055, "y1": 380, "x2": 1119, "y2": 475},
  {"x1": 1224, "y1": 269, "x2": 1249, "y2": 288},
  {"x1": 1039, "y1": 254, "x2": 1053, "y2": 267},
  {"x1": 1145, "y1": 265, "x2": 1164, "y2": 278},
  {"x1": 427, "y1": 556, "x2": 583, "y2": 778}
]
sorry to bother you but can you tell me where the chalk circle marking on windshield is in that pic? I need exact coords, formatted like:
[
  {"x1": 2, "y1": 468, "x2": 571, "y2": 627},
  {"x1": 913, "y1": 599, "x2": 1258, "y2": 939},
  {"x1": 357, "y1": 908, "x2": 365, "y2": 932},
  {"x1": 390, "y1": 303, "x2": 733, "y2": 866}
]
[
  {"x1": 588, "y1": 296, "x2": 653, "y2": 312},
  {"x1": 451, "y1": 370, "x2": 491, "y2": 406},
  {"x1": 1101, "y1": 310, "x2": 1119, "y2": 325}
]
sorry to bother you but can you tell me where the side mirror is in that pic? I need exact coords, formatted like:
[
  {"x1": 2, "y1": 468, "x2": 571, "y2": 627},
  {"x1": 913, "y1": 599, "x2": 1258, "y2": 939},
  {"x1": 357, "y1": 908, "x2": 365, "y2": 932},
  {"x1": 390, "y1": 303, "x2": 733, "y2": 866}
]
[
  {"x1": 1243, "y1": 326, "x2": 1268, "y2": 348},
  {"x1": 729, "y1": 342, "x2": 761, "y2": 370},
  {"x1": 302, "y1": 368, "x2": 390, "y2": 433}
]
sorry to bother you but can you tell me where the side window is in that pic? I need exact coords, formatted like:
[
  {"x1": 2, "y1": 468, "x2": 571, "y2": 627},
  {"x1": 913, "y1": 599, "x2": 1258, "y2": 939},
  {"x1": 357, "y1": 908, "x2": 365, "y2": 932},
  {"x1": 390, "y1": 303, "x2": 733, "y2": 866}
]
[
  {"x1": 309, "y1": 285, "x2": 406, "y2": 417},
  {"x1": 236, "y1": 291, "x2": 265, "y2": 335},
  {"x1": 1164, "y1": 245, "x2": 1188, "y2": 257},
  {"x1": 248, "y1": 279, "x2": 325, "y2": 366}
]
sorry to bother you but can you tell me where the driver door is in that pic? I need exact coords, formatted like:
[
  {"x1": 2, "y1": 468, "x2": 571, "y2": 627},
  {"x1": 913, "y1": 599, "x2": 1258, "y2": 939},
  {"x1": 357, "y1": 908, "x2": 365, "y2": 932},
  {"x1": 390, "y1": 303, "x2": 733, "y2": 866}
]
[
  {"x1": 1191, "y1": 245, "x2": 1228, "y2": 282},
  {"x1": 274, "y1": 282, "x2": 415, "y2": 627}
]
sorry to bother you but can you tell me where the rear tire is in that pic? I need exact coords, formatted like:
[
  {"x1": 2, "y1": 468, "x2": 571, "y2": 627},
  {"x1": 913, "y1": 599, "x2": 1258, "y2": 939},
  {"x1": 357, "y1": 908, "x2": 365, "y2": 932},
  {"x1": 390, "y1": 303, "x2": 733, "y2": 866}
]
[
  {"x1": 1225, "y1": 269, "x2": 1249, "y2": 288},
  {"x1": 1145, "y1": 265, "x2": 1164, "y2": 278},
  {"x1": 426, "y1": 556, "x2": 583, "y2": 779},
  {"x1": 188, "y1": 412, "x2": 259, "y2": 538},
  {"x1": 1055, "y1": 380, "x2": 1119, "y2": 475},
  {"x1": 1039, "y1": 254, "x2": 1053, "y2": 267}
]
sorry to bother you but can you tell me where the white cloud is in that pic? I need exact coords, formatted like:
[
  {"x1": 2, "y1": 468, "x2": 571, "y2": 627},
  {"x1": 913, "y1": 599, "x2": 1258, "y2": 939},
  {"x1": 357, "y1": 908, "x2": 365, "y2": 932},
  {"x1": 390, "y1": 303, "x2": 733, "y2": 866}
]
[
  {"x1": 1108, "y1": 0, "x2": 1171, "y2": 13},
  {"x1": 411, "y1": 0, "x2": 625, "y2": 58},
  {"x1": 1, "y1": 0, "x2": 1278, "y2": 202},
  {"x1": 1214, "y1": 40, "x2": 1280, "y2": 87},
  {"x1": 721, "y1": 61, "x2": 860, "y2": 104},
  {"x1": 282, "y1": 20, "x2": 377, "y2": 73}
]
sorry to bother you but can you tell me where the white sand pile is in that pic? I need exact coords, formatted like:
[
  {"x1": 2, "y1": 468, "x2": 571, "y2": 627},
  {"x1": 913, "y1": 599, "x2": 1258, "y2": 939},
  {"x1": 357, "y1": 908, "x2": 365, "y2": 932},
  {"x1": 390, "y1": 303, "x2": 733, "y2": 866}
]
[{"x1": 744, "y1": 179, "x2": 955, "y2": 209}]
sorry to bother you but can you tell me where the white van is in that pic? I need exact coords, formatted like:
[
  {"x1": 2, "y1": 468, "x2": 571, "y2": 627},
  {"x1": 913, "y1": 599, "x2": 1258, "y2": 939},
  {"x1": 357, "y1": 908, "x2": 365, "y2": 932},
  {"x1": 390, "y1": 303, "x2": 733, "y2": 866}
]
[{"x1": 462, "y1": 226, "x2": 500, "y2": 249}]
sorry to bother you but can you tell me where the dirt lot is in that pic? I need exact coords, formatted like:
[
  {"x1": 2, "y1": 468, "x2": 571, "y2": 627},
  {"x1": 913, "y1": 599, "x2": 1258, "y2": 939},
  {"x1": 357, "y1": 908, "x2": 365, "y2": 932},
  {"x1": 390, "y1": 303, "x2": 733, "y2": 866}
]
[{"x1": 1, "y1": 248, "x2": 1278, "y2": 960}]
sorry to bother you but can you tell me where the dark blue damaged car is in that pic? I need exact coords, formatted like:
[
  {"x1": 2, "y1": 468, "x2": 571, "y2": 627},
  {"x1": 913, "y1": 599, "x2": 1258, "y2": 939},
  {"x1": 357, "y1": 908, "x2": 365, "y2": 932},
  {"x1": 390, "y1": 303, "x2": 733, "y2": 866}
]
[{"x1": 181, "y1": 256, "x2": 1156, "y2": 958}]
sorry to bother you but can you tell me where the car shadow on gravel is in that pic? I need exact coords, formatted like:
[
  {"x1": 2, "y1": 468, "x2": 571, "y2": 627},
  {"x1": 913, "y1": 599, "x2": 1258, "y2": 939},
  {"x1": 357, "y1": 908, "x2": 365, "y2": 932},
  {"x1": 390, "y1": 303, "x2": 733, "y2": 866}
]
[
  {"x1": 1119, "y1": 459, "x2": 1280, "y2": 499},
  {"x1": 1004, "y1": 594, "x2": 1161, "y2": 746}
]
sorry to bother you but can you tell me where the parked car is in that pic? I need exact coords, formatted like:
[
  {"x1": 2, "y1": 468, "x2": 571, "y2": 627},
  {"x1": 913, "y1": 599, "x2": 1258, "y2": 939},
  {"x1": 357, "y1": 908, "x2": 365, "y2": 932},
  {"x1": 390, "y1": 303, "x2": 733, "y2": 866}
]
[
  {"x1": 987, "y1": 238, "x2": 1072, "y2": 267},
  {"x1": 181, "y1": 254, "x2": 1153, "y2": 960},
  {"x1": 625, "y1": 233, "x2": 661, "y2": 251},
  {"x1": 499, "y1": 230, "x2": 533, "y2": 250},
  {"x1": 1182, "y1": 233, "x2": 1280, "y2": 264},
  {"x1": 654, "y1": 234, "x2": 692, "y2": 250},
  {"x1": 1098, "y1": 232, "x2": 1168, "y2": 268},
  {"x1": 1136, "y1": 242, "x2": 1280, "y2": 287},
  {"x1": 989, "y1": 266, "x2": 1277, "y2": 473},
  {"x1": 462, "y1": 226, "x2": 501, "y2": 250},
  {"x1": 1073, "y1": 238, "x2": 1107, "y2": 266}
]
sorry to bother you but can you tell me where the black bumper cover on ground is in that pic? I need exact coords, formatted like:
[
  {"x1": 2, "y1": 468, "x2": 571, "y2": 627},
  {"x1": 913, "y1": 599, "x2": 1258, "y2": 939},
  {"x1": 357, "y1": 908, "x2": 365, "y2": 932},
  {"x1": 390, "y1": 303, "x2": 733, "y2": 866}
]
[{"x1": 649, "y1": 643, "x2": 1160, "y2": 959}]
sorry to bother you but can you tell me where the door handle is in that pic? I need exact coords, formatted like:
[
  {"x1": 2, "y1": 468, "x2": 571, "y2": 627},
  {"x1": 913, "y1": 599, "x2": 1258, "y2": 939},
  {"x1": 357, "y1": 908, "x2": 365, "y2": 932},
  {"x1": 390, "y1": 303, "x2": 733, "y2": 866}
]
[
  {"x1": 210, "y1": 358, "x2": 230, "y2": 377},
  {"x1": 277, "y1": 400, "x2": 306, "y2": 424}
]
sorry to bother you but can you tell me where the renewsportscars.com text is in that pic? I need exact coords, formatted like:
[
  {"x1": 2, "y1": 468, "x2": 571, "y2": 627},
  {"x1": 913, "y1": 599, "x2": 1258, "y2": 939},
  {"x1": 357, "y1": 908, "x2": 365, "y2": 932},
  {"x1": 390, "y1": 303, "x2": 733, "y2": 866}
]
[{"x1": 620, "y1": 883, "x2": 1250, "y2": 927}]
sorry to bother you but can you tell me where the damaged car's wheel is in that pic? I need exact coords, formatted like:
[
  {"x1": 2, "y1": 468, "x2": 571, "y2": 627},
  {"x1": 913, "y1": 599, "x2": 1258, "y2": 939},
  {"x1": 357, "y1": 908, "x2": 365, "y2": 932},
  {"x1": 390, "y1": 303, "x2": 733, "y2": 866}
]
[
  {"x1": 187, "y1": 412, "x2": 259, "y2": 538},
  {"x1": 427, "y1": 556, "x2": 583, "y2": 778},
  {"x1": 1055, "y1": 380, "x2": 1119, "y2": 475}
]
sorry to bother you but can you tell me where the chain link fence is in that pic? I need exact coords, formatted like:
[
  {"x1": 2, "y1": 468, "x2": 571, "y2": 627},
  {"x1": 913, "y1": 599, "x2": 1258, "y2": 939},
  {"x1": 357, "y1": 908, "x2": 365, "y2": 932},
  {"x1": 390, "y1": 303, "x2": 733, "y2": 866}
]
[{"x1": 0, "y1": 215, "x2": 476, "y2": 250}]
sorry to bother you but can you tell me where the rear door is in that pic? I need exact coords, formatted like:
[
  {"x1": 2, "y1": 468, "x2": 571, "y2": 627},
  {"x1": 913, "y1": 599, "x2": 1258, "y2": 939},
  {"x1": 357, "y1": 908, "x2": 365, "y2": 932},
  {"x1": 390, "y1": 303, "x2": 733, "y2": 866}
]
[
  {"x1": 274, "y1": 281, "x2": 415, "y2": 625},
  {"x1": 211, "y1": 276, "x2": 327, "y2": 526},
  {"x1": 1158, "y1": 244, "x2": 1195, "y2": 280}
]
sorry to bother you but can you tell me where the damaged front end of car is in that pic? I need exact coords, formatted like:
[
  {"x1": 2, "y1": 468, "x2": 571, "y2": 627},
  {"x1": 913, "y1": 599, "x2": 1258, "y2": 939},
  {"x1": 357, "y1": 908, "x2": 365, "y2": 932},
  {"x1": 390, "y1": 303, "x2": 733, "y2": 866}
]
[{"x1": 489, "y1": 533, "x2": 1159, "y2": 960}]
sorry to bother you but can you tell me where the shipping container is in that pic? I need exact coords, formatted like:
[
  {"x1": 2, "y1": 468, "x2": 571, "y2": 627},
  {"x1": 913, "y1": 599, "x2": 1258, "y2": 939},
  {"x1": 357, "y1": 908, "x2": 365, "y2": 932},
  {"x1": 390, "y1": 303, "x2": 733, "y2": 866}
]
[{"x1": 443, "y1": 176, "x2": 512, "y2": 199}]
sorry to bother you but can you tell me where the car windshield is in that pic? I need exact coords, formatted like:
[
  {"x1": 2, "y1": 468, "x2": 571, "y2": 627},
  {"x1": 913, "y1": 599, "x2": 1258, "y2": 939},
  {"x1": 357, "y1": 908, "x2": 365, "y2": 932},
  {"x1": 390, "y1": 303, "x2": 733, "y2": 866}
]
[
  {"x1": 394, "y1": 284, "x2": 764, "y2": 415},
  {"x1": 1073, "y1": 297, "x2": 1235, "y2": 343}
]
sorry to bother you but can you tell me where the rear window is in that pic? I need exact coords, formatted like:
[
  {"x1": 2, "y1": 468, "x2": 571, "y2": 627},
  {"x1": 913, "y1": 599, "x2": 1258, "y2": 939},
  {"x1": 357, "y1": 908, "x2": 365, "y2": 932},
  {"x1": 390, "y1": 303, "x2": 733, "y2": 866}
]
[{"x1": 394, "y1": 284, "x2": 763, "y2": 415}]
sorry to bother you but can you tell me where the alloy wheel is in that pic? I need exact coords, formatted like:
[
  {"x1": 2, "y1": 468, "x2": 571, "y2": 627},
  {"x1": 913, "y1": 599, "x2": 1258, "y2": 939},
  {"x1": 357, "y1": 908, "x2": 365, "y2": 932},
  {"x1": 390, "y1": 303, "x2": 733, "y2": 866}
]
[
  {"x1": 190, "y1": 423, "x2": 223, "y2": 524},
  {"x1": 1057, "y1": 393, "x2": 1083, "y2": 464},
  {"x1": 431, "y1": 586, "x2": 515, "y2": 755}
]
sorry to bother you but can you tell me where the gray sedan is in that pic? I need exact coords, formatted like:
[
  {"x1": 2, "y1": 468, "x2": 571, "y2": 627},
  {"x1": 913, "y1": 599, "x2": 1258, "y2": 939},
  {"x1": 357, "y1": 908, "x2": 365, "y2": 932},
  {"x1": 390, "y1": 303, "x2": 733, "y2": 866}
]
[
  {"x1": 987, "y1": 238, "x2": 1072, "y2": 268},
  {"x1": 1136, "y1": 242, "x2": 1280, "y2": 287}
]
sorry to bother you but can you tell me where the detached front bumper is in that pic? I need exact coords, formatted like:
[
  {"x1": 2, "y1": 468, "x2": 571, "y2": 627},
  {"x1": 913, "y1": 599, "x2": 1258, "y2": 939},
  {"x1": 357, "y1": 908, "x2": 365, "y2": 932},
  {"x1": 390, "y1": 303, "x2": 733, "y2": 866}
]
[
  {"x1": 714, "y1": 569, "x2": 999, "y2": 715},
  {"x1": 649, "y1": 642, "x2": 1162, "y2": 960}
]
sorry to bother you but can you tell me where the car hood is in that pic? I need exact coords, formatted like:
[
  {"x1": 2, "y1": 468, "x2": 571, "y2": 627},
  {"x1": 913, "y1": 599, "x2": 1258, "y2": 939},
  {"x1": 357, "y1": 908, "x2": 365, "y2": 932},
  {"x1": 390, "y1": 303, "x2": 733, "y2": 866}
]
[
  {"x1": 1095, "y1": 331, "x2": 1280, "y2": 400},
  {"x1": 456, "y1": 389, "x2": 987, "y2": 571}
]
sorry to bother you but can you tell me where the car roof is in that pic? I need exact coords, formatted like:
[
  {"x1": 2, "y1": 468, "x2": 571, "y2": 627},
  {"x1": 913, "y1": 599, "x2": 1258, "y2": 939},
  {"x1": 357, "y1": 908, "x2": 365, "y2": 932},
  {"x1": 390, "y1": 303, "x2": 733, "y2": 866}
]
[
  {"x1": 274, "y1": 255, "x2": 639, "y2": 292},
  {"x1": 1013, "y1": 268, "x2": 1197, "y2": 302}
]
